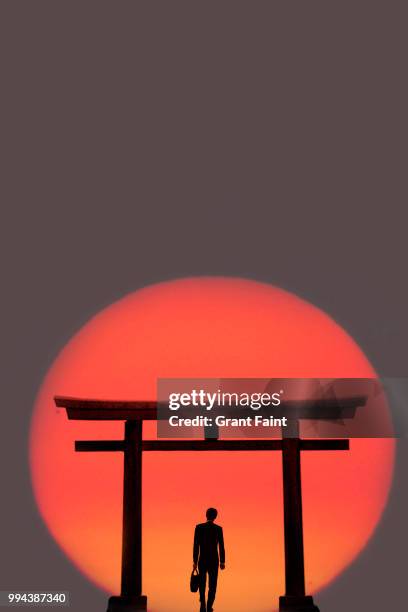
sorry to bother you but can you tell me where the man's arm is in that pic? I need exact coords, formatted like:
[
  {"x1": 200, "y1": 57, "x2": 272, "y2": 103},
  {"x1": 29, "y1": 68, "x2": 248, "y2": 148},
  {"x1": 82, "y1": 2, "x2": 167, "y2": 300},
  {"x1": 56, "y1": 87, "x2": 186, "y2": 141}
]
[
  {"x1": 193, "y1": 526, "x2": 199, "y2": 567},
  {"x1": 219, "y1": 526, "x2": 225, "y2": 568}
]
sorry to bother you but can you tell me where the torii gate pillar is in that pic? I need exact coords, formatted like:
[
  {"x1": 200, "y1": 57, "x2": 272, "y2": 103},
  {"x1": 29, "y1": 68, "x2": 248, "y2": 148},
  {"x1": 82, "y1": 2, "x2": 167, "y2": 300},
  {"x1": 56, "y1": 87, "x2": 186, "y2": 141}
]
[
  {"x1": 280, "y1": 420, "x2": 319, "y2": 611},
  {"x1": 108, "y1": 420, "x2": 147, "y2": 612}
]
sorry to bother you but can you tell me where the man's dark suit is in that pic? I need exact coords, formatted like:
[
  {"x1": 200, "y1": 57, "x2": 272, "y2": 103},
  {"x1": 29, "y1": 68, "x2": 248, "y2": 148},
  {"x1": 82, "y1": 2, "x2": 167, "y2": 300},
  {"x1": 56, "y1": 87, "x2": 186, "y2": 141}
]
[{"x1": 193, "y1": 521, "x2": 225, "y2": 610}]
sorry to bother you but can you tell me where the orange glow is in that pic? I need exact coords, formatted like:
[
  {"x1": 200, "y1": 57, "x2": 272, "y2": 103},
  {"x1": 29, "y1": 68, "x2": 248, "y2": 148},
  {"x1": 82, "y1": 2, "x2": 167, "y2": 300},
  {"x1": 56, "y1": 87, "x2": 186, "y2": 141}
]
[{"x1": 29, "y1": 277, "x2": 394, "y2": 612}]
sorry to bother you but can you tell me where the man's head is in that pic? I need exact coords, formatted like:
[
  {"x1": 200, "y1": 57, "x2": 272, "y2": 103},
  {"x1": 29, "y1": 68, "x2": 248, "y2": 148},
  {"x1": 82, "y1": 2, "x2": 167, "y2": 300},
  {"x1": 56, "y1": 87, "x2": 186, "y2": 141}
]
[{"x1": 206, "y1": 507, "x2": 218, "y2": 522}]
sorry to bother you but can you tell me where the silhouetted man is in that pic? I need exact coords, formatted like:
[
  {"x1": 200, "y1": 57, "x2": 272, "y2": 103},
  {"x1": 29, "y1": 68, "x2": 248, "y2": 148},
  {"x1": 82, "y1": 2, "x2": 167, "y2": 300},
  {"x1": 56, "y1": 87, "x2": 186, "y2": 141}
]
[{"x1": 193, "y1": 507, "x2": 225, "y2": 612}]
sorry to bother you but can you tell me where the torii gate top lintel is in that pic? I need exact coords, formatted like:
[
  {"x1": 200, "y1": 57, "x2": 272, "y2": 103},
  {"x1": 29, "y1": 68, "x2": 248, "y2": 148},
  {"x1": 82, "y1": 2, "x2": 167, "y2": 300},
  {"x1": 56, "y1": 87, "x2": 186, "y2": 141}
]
[{"x1": 54, "y1": 394, "x2": 367, "y2": 421}]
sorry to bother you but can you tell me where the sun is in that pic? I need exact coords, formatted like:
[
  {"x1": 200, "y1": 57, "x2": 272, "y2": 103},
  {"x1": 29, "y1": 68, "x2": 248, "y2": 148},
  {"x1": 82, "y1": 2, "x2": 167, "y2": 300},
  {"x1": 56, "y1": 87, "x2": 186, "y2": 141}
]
[{"x1": 29, "y1": 277, "x2": 394, "y2": 612}]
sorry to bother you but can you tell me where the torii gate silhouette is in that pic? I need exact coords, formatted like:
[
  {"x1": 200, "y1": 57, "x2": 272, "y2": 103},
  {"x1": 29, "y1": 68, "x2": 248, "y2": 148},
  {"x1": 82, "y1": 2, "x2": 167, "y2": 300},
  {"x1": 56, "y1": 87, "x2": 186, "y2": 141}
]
[{"x1": 54, "y1": 394, "x2": 367, "y2": 612}]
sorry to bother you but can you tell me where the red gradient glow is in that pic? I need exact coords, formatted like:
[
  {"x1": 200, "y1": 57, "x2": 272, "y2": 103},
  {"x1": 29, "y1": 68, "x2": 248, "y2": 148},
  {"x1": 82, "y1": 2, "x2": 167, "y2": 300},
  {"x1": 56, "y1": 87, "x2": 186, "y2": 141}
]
[{"x1": 30, "y1": 277, "x2": 394, "y2": 612}]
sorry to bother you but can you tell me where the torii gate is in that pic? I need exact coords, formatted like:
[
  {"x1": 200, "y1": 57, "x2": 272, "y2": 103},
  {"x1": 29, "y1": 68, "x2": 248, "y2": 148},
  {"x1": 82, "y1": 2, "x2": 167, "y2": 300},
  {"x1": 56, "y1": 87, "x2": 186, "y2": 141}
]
[{"x1": 54, "y1": 394, "x2": 366, "y2": 612}]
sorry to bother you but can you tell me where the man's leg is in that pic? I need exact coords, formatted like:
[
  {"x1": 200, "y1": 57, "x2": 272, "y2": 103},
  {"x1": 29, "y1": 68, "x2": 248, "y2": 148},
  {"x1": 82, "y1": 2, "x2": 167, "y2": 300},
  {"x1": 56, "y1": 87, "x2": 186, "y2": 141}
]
[
  {"x1": 206, "y1": 564, "x2": 219, "y2": 611},
  {"x1": 198, "y1": 564, "x2": 207, "y2": 610}
]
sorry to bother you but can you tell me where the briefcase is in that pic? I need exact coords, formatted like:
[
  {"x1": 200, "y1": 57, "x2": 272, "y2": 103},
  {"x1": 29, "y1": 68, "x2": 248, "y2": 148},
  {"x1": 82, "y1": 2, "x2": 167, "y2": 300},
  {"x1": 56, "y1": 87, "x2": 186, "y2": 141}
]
[{"x1": 190, "y1": 568, "x2": 200, "y2": 592}]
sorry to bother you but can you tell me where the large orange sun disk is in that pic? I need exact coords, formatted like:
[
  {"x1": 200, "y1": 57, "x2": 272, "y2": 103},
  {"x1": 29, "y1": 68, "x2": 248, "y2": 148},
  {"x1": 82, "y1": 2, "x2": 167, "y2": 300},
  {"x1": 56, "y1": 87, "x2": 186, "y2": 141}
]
[{"x1": 30, "y1": 277, "x2": 394, "y2": 612}]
